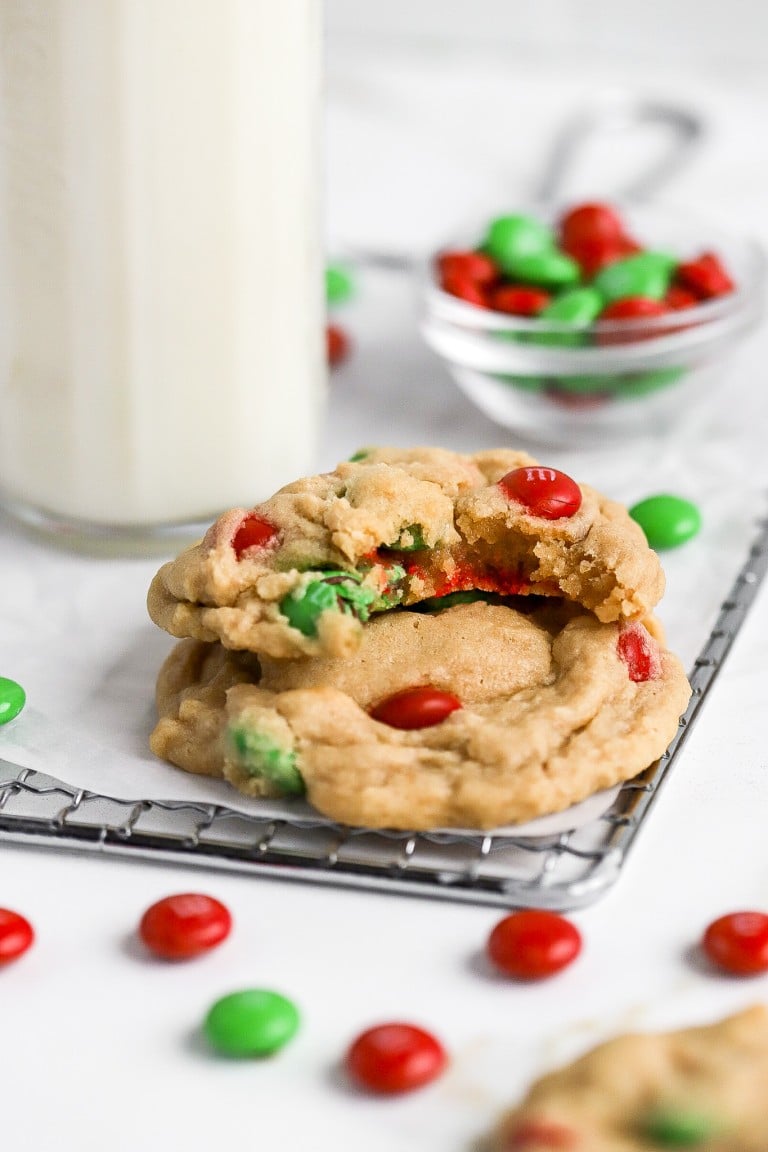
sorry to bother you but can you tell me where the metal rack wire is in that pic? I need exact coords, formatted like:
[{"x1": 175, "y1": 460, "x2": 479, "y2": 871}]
[{"x1": 1, "y1": 517, "x2": 766, "y2": 909}]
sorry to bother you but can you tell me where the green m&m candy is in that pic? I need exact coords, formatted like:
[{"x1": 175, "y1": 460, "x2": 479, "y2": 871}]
[
  {"x1": 494, "y1": 373, "x2": 547, "y2": 392},
  {"x1": 503, "y1": 248, "x2": 581, "y2": 288},
  {"x1": 629, "y1": 494, "x2": 702, "y2": 550},
  {"x1": 483, "y1": 214, "x2": 555, "y2": 272},
  {"x1": 640, "y1": 1107, "x2": 719, "y2": 1146},
  {"x1": 0, "y1": 677, "x2": 26, "y2": 726},
  {"x1": 535, "y1": 287, "x2": 604, "y2": 347},
  {"x1": 551, "y1": 373, "x2": 620, "y2": 395},
  {"x1": 617, "y1": 367, "x2": 686, "y2": 399},
  {"x1": 280, "y1": 572, "x2": 377, "y2": 636},
  {"x1": 204, "y1": 989, "x2": 300, "y2": 1057},
  {"x1": 229, "y1": 727, "x2": 305, "y2": 796},
  {"x1": 280, "y1": 579, "x2": 340, "y2": 635},
  {"x1": 386, "y1": 523, "x2": 428, "y2": 551},
  {"x1": 540, "y1": 286, "x2": 604, "y2": 325},
  {"x1": 325, "y1": 263, "x2": 355, "y2": 306},
  {"x1": 594, "y1": 251, "x2": 676, "y2": 302}
]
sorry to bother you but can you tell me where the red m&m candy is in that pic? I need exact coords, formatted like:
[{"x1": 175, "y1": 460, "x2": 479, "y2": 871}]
[
  {"x1": 701, "y1": 911, "x2": 768, "y2": 975},
  {"x1": 676, "y1": 251, "x2": 735, "y2": 299},
  {"x1": 545, "y1": 388, "x2": 611, "y2": 412},
  {"x1": 491, "y1": 285, "x2": 552, "y2": 316},
  {"x1": 498, "y1": 467, "x2": 582, "y2": 519},
  {"x1": 437, "y1": 249, "x2": 499, "y2": 286},
  {"x1": 596, "y1": 296, "x2": 668, "y2": 346},
  {"x1": 0, "y1": 909, "x2": 34, "y2": 965},
  {"x1": 232, "y1": 513, "x2": 279, "y2": 559},
  {"x1": 327, "y1": 323, "x2": 351, "y2": 367},
  {"x1": 370, "y1": 686, "x2": 462, "y2": 730},
  {"x1": 617, "y1": 624, "x2": 661, "y2": 682},
  {"x1": 563, "y1": 234, "x2": 641, "y2": 279},
  {"x1": 487, "y1": 910, "x2": 582, "y2": 980},
  {"x1": 502, "y1": 1120, "x2": 579, "y2": 1149},
  {"x1": 664, "y1": 285, "x2": 699, "y2": 311},
  {"x1": 559, "y1": 202, "x2": 641, "y2": 280},
  {"x1": 559, "y1": 201, "x2": 626, "y2": 248},
  {"x1": 441, "y1": 271, "x2": 489, "y2": 308},
  {"x1": 139, "y1": 893, "x2": 232, "y2": 960},
  {"x1": 345, "y1": 1022, "x2": 447, "y2": 1094}
]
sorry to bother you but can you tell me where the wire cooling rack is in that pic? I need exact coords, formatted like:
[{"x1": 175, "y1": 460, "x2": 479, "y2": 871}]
[{"x1": 1, "y1": 517, "x2": 766, "y2": 910}]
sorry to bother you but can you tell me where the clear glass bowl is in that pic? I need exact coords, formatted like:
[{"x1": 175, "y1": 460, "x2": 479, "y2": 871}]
[{"x1": 420, "y1": 202, "x2": 766, "y2": 446}]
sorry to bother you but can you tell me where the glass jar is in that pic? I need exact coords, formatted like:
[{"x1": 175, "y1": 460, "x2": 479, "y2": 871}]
[{"x1": 0, "y1": 0, "x2": 324, "y2": 552}]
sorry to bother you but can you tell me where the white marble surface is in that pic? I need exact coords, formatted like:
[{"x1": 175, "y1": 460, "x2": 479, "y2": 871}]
[
  {"x1": 325, "y1": 0, "x2": 768, "y2": 83},
  {"x1": 3, "y1": 42, "x2": 768, "y2": 1152}
]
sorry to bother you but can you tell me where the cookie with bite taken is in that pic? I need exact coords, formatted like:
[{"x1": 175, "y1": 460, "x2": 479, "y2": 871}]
[{"x1": 147, "y1": 447, "x2": 665, "y2": 662}]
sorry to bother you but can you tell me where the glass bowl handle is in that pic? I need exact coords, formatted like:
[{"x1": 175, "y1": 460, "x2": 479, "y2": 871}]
[{"x1": 532, "y1": 93, "x2": 705, "y2": 204}]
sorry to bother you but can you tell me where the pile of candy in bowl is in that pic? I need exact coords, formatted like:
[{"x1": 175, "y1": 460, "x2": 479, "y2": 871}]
[
  {"x1": 438, "y1": 201, "x2": 734, "y2": 320},
  {"x1": 422, "y1": 201, "x2": 764, "y2": 443}
]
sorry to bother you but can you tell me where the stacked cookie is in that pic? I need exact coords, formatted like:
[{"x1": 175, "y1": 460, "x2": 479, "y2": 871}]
[{"x1": 146, "y1": 447, "x2": 690, "y2": 831}]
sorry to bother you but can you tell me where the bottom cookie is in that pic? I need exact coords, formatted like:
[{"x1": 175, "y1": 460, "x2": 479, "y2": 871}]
[
  {"x1": 149, "y1": 599, "x2": 689, "y2": 831},
  {"x1": 494, "y1": 1005, "x2": 768, "y2": 1151}
]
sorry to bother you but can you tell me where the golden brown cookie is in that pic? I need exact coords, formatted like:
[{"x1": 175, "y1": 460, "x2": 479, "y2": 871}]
[
  {"x1": 147, "y1": 447, "x2": 665, "y2": 661},
  {"x1": 150, "y1": 599, "x2": 689, "y2": 830},
  {"x1": 493, "y1": 1005, "x2": 768, "y2": 1151}
]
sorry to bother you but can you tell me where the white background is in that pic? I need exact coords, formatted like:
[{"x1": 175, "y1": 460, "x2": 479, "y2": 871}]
[{"x1": 326, "y1": 0, "x2": 768, "y2": 82}]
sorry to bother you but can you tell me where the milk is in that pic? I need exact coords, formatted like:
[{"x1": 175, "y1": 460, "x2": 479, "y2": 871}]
[{"x1": 0, "y1": 0, "x2": 324, "y2": 535}]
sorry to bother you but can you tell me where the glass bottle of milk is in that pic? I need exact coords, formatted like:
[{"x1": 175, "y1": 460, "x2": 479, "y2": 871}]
[{"x1": 0, "y1": 0, "x2": 324, "y2": 550}]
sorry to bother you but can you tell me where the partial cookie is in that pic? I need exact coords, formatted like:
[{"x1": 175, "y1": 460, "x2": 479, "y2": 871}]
[
  {"x1": 150, "y1": 599, "x2": 689, "y2": 830},
  {"x1": 493, "y1": 1005, "x2": 768, "y2": 1151},
  {"x1": 147, "y1": 447, "x2": 665, "y2": 661}
]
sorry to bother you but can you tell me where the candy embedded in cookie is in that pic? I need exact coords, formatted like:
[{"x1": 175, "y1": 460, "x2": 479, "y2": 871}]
[
  {"x1": 501, "y1": 1120, "x2": 578, "y2": 1149},
  {"x1": 493, "y1": 1006, "x2": 768, "y2": 1152},
  {"x1": 147, "y1": 447, "x2": 666, "y2": 660},
  {"x1": 150, "y1": 599, "x2": 689, "y2": 831}
]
